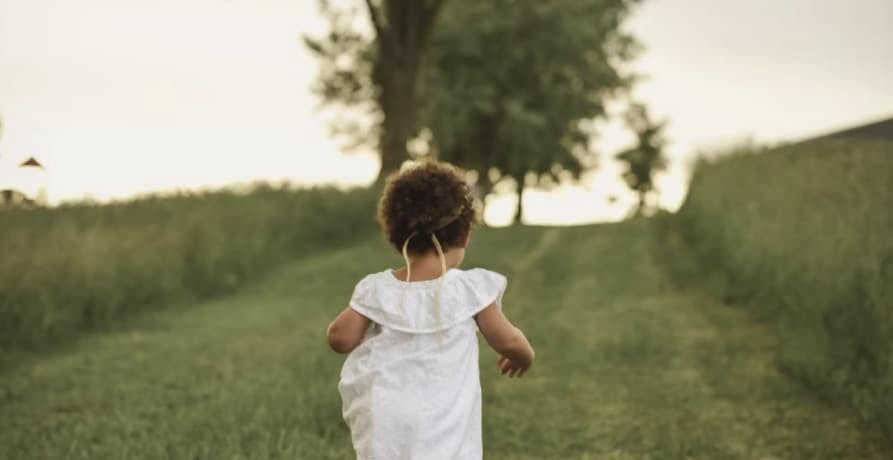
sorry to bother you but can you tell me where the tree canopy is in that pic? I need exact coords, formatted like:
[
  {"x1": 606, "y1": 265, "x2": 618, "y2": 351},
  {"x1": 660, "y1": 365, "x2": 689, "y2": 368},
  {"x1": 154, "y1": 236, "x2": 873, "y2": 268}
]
[
  {"x1": 423, "y1": 0, "x2": 641, "y2": 221},
  {"x1": 306, "y1": 0, "x2": 645, "y2": 222},
  {"x1": 616, "y1": 103, "x2": 668, "y2": 216}
]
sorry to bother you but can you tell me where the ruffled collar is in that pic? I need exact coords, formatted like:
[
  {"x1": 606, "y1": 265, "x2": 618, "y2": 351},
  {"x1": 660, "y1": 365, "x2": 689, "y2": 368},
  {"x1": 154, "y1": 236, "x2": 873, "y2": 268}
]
[{"x1": 380, "y1": 268, "x2": 460, "y2": 288}]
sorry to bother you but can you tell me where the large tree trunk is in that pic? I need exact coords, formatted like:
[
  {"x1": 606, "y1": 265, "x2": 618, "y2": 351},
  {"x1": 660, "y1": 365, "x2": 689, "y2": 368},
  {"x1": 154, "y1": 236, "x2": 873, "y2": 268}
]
[
  {"x1": 367, "y1": 0, "x2": 445, "y2": 182},
  {"x1": 377, "y1": 61, "x2": 419, "y2": 180}
]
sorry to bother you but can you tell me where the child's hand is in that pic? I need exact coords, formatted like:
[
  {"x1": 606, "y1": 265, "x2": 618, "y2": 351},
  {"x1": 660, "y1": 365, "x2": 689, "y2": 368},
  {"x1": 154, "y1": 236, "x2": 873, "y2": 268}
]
[{"x1": 498, "y1": 356, "x2": 530, "y2": 378}]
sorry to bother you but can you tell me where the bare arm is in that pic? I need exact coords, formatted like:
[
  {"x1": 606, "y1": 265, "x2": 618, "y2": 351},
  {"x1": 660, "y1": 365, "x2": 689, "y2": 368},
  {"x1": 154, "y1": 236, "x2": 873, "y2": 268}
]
[
  {"x1": 326, "y1": 307, "x2": 370, "y2": 353},
  {"x1": 475, "y1": 303, "x2": 535, "y2": 377}
]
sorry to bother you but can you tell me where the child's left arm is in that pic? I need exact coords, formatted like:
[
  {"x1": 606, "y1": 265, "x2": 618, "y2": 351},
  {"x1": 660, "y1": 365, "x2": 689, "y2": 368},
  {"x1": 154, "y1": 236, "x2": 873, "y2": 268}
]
[{"x1": 326, "y1": 307, "x2": 370, "y2": 353}]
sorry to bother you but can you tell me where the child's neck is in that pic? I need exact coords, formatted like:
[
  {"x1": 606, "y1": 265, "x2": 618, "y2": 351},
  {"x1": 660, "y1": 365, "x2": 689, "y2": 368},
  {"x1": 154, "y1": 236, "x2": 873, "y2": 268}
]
[{"x1": 396, "y1": 250, "x2": 461, "y2": 282}]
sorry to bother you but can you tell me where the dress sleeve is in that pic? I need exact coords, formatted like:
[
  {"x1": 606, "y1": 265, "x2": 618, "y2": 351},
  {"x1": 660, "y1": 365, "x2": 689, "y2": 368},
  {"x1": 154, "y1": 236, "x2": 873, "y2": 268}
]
[
  {"x1": 347, "y1": 274, "x2": 377, "y2": 320},
  {"x1": 459, "y1": 268, "x2": 508, "y2": 316},
  {"x1": 348, "y1": 273, "x2": 417, "y2": 330}
]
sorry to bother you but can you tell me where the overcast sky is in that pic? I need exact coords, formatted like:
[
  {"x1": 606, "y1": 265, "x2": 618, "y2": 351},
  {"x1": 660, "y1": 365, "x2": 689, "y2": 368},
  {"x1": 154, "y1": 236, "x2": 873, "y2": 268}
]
[{"x1": 0, "y1": 0, "x2": 891, "y2": 223}]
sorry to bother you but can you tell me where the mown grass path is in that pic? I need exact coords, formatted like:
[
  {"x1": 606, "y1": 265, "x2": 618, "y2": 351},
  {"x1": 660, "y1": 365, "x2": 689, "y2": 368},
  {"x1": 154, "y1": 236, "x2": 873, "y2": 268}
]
[{"x1": 1, "y1": 222, "x2": 889, "y2": 459}]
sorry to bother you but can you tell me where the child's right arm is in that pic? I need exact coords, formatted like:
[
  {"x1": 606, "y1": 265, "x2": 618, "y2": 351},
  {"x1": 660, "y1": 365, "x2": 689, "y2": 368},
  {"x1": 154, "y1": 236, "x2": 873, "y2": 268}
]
[
  {"x1": 326, "y1": 307, "x2": 370, "y2": 354},
  {"x1": 474, "y1": 303, "x2": 535, "y2": 377}
]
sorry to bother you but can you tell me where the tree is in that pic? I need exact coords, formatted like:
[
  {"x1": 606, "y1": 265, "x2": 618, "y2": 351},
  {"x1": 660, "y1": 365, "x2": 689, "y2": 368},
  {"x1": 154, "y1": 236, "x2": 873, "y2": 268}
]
[
  {"x1": 616, "y1": 103, "x2": 668, "y2": 216},
  {"x1": 305, "y1": 0, "x2": 642, "y2": 224},
  {"x1": 305, "y1": 0, "x2": 446, "y2": 180},
  {"x1": 423, "y1": 0, "x2": 641, "y2": 223}
]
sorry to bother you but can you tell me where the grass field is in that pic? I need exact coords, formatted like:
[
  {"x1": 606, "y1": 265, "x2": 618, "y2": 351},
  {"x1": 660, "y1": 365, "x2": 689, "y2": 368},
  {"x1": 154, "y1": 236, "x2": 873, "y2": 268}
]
[
  {"x1": 0, "y1": 186, "x2": 377, "y2": 351},
  {"x1": 673, "y1": 139, "x2": 893, "y2": 439},
  {"x1": 1, "y1": 222, "x2": 889, "y2": 459}
]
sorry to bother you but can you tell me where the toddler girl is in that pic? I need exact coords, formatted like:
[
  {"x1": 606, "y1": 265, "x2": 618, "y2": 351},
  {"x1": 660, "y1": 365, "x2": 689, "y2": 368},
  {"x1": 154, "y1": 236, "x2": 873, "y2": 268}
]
[{"x1": 326, "y1": 161, "x2": 535, "y2": 459}]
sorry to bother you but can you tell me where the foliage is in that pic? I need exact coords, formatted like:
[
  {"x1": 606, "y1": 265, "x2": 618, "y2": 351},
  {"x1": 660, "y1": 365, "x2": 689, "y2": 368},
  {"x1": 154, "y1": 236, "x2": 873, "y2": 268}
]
[
  {"x1": 0, "y1": 185, "x2": 378, "y2": 351},
  {"x1": 303, "y1": 2, "x2": 379, "y2": 151},
  {"x1": 666, "y1": 139, "x2": 893, "y2": 440},
  {"x1": 2, "y1": 223, "x2": 890, "y2": 458},
  {"x1": 305, "y1": 0, "x2": 446, "y2": 178},
  {"x1": 616, "y1": 103, "x2": 668, "y2": 216},
  {"x1": 425, "y1": 0, "x2": 641, "y2": 204},
  {"x1": 305, "y1": 0, "x2": 642, "y2": 219}
]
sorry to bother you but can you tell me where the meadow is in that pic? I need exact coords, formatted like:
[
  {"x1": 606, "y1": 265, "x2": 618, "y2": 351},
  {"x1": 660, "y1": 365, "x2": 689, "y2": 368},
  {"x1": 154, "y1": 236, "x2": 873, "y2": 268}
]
[
  {"x1": 0, "y1": 185, "x2": 377, "y2": 354},
  {"x1": 1, "y1": 139, "x2": 892, "y2": 458},
  {"x1": 1, "y1": 226, "x2": 890, "y2": 457},
  {"x1": 668, "y1": 139, "x2": 893, "y2": 439}
]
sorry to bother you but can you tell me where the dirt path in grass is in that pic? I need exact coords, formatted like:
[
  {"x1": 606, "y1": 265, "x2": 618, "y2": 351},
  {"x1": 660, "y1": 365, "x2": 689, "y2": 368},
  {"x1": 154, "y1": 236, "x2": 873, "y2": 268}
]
[{"x1": 1, "y1": 222, "x2": 889, "y2": 459}]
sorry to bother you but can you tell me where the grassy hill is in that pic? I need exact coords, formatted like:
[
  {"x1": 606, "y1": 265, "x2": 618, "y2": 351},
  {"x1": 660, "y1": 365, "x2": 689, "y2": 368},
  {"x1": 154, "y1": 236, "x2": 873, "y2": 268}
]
[
  {"x1": 669, "y1": 138, "x2": 893, "y2": 441},
  {"x1": 803, "y1": 116, "x2": 893, "y2": 143},
  {"x1": 1, "y1": 222, "x2": 889, "y2": 459}
]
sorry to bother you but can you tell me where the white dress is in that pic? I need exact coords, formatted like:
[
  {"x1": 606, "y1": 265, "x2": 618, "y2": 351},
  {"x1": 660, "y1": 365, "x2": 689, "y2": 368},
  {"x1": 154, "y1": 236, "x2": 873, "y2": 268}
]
[{"x1": 339, "y1": 267, "x2": 507, "y2": 460}]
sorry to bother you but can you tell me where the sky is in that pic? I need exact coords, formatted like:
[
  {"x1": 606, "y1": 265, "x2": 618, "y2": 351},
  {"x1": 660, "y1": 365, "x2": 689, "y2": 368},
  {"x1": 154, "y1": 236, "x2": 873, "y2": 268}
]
[{"x1": 0, "y1": 0, "x2": 891, "y2": 224}]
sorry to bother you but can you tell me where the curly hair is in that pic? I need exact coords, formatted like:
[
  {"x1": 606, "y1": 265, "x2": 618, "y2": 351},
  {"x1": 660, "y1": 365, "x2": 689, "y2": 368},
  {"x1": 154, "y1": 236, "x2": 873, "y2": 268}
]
[{"x1": 377, "y1": 161, "x2": 477, "y2": 255}]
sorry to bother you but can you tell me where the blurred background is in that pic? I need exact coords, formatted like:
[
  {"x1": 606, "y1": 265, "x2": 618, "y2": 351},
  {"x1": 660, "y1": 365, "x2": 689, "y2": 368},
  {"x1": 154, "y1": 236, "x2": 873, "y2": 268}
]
[
  {"x1": 1, "y1": 0, "x2": 891, "y2": 458},
  {"x1": 2, "y1": 0, "x2": 889, "y2": 222}
]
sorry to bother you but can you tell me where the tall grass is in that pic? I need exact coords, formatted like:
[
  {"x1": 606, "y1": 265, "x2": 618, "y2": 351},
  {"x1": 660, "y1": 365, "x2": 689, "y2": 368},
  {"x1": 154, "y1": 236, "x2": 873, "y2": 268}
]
[
  {"x1": 669, "y1": 139, "x2": 893, "y2": 439},
  {"x1": 0, "y1": 185, "x2": 379, "y2": 350}
]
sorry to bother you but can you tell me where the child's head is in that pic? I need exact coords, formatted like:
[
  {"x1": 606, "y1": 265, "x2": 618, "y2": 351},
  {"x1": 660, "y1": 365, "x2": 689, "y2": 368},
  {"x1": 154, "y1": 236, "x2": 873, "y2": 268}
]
[{"x1": 378, "y1": 161, "x2": 476, "y2": 258}]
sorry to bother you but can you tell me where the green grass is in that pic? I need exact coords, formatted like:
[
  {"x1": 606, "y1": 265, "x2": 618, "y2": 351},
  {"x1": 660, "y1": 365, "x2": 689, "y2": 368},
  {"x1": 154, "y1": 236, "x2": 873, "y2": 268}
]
[
  {"x1": 2, "y1": 222, "x2": 889, "y2": 459},
  {"x1": 669, "y1": 139, "x2": 893, "y2": 441},
  {"x1": 0, "y1": 185, "x2": 378, "y2": 352}
]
